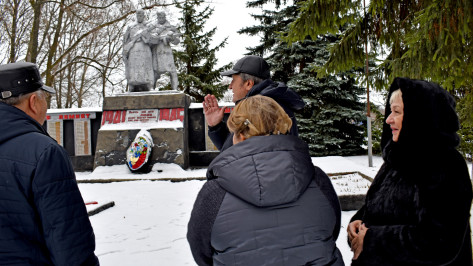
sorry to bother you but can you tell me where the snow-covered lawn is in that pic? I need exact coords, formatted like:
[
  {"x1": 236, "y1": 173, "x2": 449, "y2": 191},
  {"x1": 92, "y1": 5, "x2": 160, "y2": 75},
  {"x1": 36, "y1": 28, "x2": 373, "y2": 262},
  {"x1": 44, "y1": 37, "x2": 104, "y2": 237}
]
[{"x1": 77, "y1": 155, "x2": 472, "y2": 265}]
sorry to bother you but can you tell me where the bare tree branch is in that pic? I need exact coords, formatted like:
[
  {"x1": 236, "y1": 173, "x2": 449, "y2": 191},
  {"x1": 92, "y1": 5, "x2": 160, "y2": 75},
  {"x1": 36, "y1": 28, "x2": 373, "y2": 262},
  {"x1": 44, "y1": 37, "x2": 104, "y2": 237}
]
[
  {"x1": 66, "y1": 0, "x2": 123, "y2": 10},
  {"x1": 46, "y1": 3, "x2": 176, "y2": 76}
]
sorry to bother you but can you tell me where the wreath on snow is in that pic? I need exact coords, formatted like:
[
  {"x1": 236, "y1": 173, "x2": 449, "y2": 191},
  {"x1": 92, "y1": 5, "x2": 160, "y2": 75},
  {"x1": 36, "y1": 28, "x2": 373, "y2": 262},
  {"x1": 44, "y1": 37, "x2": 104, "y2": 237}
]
[{"x1": 126, "y1": 130, "x2": 153, "y2": 172}]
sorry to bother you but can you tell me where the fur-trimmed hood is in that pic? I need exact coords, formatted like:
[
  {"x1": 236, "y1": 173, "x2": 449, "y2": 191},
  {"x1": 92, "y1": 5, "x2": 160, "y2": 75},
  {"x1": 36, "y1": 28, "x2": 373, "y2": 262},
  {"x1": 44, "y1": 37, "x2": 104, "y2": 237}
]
[{"x1": 381, "y1": 78, "x2": 460, "y2": 168}]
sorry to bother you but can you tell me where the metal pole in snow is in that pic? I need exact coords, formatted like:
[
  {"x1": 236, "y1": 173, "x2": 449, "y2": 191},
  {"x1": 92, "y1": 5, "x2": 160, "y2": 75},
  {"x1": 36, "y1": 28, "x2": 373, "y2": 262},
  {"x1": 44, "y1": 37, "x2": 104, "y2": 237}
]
[{"x1": 364, "y1": 0, "x2": 373, "y2": 167}]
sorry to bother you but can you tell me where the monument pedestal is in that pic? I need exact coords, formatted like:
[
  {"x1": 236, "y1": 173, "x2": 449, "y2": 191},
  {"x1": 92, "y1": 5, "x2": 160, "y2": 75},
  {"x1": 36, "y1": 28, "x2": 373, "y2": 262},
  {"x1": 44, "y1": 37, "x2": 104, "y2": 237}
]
[{"x1": 94, "y1": 91, "x2": 190, "y2": 170}]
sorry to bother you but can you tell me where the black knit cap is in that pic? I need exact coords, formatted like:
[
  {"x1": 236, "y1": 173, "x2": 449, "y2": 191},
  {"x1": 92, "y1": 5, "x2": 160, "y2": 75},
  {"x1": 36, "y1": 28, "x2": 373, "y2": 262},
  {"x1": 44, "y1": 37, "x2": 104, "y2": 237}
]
[
  {"x1": 220, "y1": 55, "x2": 270, "y2": 79},
  {"x1": 0, "y1": 62, "x2": 55, "y2": 99}
]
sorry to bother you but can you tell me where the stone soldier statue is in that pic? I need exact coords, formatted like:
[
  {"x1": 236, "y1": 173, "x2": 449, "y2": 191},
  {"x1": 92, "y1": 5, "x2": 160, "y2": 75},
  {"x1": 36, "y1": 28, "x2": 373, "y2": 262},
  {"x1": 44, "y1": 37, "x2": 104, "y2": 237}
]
[
  {"x1": 148, "y1": 11, "x2": 180, "y2": 91},
  {"x1": 122, "y1": 9, "x2": 154, "y2": 92}
]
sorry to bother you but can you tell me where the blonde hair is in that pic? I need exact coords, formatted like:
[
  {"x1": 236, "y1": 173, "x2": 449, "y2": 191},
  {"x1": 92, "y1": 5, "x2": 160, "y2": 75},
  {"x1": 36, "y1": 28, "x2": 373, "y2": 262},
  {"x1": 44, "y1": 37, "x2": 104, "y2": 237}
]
[
  {"x1": 227, "y1": 95, "x2": 292, "y2": 140},
  {"x1": 390, "y1": 89, "x2": 402, "y2": 104}
]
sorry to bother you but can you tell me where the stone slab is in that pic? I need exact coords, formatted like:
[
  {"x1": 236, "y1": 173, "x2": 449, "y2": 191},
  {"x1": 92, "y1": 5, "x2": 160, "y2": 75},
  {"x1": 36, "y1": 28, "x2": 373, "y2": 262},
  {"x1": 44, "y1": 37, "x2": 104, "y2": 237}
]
[
  {"x1": 104, "y1": 91, "x2": 188, "y2": 110},
  {"x1": 94, "y1": 128, "x2": 188, "y2": 169},
  {"x1": 94, "y1": 92, "x2": 190, "y2": 170}
]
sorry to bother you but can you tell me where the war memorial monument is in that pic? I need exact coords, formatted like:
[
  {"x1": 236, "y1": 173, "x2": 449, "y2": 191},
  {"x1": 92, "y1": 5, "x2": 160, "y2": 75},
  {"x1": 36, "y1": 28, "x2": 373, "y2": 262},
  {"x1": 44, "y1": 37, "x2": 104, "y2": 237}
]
[{"x1": 94, "y1": 9, "x2": 190, "y2": 172}]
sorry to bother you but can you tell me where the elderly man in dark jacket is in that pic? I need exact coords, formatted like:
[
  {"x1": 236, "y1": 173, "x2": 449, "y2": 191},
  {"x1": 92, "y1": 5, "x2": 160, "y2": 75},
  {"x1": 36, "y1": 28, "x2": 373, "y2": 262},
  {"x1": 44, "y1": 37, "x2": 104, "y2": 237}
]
[
  {"x1": 0, "y1": 62, "x2": 99, "y2": 265},
  {"x1": 202, "y1": 55, "x2": 305, "y2": 151}
]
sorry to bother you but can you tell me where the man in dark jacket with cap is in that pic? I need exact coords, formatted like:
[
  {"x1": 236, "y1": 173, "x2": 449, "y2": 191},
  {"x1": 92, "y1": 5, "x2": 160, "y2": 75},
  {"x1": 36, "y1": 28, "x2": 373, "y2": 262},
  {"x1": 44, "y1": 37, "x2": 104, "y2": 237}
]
[
  {"x1": 0, "y1": 62, "x2": 99, "y2": 265},
  {"x1": 203, "y1": 55, "x2": 305, "y2": 151}
]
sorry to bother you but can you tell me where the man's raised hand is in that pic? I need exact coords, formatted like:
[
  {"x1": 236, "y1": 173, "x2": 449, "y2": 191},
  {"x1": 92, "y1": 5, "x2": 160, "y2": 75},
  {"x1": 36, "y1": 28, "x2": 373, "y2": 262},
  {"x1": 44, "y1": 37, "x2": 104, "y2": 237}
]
[{"x1": 203, "y1": 94, "x2": 225, "y2": 127}]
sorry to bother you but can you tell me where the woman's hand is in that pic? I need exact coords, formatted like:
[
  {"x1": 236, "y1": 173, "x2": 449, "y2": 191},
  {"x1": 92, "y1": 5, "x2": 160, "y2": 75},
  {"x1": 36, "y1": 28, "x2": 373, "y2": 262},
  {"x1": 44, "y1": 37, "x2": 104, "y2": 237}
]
[
  {"x1": 347, "y1": 220, "x2": 363, "y2": 244},
  {"x1": 351, "y1": 223, "x2": 368, "y2": 260}
]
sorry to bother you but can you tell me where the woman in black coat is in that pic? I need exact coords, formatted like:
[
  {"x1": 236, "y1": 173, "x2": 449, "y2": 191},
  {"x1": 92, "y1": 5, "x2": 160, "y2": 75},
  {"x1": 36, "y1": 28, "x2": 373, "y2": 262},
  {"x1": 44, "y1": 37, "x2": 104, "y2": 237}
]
[
  {"x1": 188, "y1": 95, "x2": 344, "y2": 265},
  {"x1": 348, "y1": 77, "x2": 472, "y2": 265}
]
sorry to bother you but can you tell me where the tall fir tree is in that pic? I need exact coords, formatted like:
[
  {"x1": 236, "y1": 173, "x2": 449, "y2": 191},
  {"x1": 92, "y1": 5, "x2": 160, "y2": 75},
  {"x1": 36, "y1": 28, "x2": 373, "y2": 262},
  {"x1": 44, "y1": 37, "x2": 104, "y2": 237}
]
[
  {"x1": 285, "y1": 0, "x2": 473, "y2": 162},
  {"x1": 174, "y1": 0, "x2": 231, "y2": 102},
  {"x1": 285, "y1": 0, "x2": 473, "y2": 124},
  {"x1": 286, "y1": 38, "x2": 366, "y2": 156},
  {"x1": 240, "y1": 0, "x2": 366, "y2": 156}
]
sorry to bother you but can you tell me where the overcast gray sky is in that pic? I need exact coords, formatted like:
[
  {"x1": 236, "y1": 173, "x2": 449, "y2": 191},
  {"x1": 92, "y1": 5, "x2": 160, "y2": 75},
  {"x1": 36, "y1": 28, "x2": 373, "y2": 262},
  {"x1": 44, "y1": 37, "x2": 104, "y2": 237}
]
[
  {"x1": 206, "y1": 1, "x2": 261, "y2": 67},
  {"x1": 162, "y1": 0, "x2": 262, "y2": 67}
]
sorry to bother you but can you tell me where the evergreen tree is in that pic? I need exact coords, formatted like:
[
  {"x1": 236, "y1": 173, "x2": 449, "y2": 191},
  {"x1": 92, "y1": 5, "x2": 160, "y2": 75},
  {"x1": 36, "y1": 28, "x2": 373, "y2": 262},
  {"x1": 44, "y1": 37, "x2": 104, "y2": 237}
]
[
  {"x1": 174, "y1": 0, "x2": 231, "y2": 102},
  {"x1": 241, "y1": 0, "x2": 366, "y2": 156},
  {"x1": 285, "y1": 0, "x2": 473, "y2": 161},
  {"x1": 286, "y1": 38, "x2": 366, "y2": 156},
  {"x1": 285, "y1": 0, "x2": 473, "y2": 122}
]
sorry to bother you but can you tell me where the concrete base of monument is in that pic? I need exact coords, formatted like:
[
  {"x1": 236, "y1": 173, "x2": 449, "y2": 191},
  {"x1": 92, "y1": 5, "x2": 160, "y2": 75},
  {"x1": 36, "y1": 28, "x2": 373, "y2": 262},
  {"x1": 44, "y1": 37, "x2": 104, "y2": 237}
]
[{"x1": 93, "y1": 91, "x2": 191, "y2": 170}]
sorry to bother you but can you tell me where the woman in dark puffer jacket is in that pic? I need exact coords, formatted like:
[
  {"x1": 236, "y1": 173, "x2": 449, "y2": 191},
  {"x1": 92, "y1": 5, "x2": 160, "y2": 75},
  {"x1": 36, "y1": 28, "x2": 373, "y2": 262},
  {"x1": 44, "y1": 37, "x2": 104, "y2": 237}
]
[
  {"x1": 348, "y1": 77, "x2": 472, "y2": 265},
  {"x1": 188, "y1": 95, "x2": 344, "y2": 266}
]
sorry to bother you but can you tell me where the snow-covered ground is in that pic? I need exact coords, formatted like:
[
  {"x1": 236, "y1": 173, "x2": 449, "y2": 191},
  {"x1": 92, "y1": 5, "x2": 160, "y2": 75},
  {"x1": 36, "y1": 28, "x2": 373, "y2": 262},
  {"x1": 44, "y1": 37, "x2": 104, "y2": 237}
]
[{"x1": 76, "y1": 155, "x2": 472, "y2": 265}]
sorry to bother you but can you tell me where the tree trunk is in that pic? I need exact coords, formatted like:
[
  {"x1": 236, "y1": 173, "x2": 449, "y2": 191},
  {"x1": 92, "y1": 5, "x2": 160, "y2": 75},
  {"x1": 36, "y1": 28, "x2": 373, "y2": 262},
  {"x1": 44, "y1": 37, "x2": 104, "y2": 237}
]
[
  {"x1": 25, "y1": 0, "x2": 43, "y2": 63},
  {"x1": 8, "y1": 0, "x2": 20, "y2": 63},
  {"x1": 44, "y1": 0, "x2": 66, "y2": 108}
]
